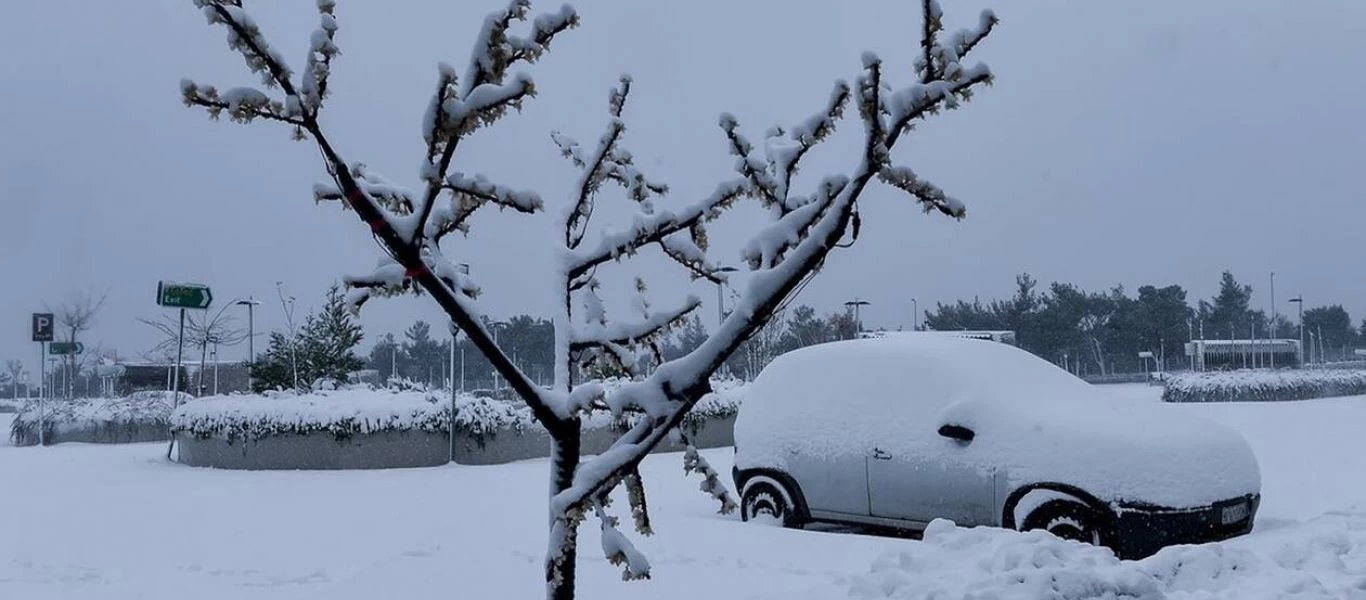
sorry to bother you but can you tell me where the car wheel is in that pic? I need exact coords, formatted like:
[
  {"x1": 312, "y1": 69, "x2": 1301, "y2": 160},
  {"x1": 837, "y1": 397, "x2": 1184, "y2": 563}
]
[
  {"x1": 740, "y1": 480, "x2": 800, "y2": 528},
  {"x1": 1020, "y1": 499, "x2": 1103, "y2": 546}
]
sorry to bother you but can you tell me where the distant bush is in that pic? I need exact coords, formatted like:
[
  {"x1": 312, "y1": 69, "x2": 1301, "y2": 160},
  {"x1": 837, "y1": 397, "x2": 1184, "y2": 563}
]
[{"x1": 1163, "y1": 369, "x2": 1366, "y2": 403}]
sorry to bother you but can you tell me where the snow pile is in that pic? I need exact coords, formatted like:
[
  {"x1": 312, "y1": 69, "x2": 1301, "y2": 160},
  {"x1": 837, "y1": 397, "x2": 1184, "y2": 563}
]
[
  {"x1": 171, "y1": 387, "x2": 449, "y2": 443},
  {"x1": 1164, "y1": 369, "x2": 1366, "y2": 403},
  {"x1": 10, "y1": 391, "x2": 189, "y2": 444},
  {"x1": 847, "y1": 514, "x2": 1366, "y2": 600},
  {"x1": 735, "y1": 337, "x2": 1260, "y2": 509}
]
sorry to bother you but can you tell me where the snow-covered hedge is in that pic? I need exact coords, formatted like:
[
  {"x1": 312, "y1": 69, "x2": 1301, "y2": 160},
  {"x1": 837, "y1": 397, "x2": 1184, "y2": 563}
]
[
  {"x1": 171, "y1": 379, "x2": 748, "y2": 445},
  {"x1": 10, "y1": 391, "x2": 189, "y2": 445},
  {"x1": 170, "y1": 387, "x2": 450, "y2": 443},
  {"x1": 453, "y1": 378, "x2": 748, "y2": 443},
  {"x1": 1163, "y1": 369, "x2": 1366, "y2": 403}
]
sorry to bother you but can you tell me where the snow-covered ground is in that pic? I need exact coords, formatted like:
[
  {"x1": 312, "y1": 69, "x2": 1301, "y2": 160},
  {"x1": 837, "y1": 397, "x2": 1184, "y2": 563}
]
[{"x1": 1, "y1": 385, "x2": 1364, "y2": 599}]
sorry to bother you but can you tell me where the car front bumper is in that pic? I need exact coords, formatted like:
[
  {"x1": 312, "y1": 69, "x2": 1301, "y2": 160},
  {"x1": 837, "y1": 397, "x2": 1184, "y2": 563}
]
[{"x1": 1111, "y1": 493, "x2": 1259, "y2": 559}]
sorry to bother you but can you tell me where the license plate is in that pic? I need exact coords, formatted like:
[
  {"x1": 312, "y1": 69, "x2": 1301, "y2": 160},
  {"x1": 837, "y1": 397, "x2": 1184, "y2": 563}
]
[{"x1": 1220, "y1": 502, "x2": 1250, "y2": 525}]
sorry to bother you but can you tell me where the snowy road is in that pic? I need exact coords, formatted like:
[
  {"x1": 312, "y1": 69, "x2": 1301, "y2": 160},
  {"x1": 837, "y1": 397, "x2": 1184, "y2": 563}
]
[{"x1": 2, "y1": 386, "x2": 1364, "y2": 599}]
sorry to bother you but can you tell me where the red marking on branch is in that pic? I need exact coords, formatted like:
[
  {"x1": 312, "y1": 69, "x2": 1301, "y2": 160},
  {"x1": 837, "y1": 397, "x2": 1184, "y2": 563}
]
[{"x1": 404, "y1": 264, "x2": 429, "y2": 278}]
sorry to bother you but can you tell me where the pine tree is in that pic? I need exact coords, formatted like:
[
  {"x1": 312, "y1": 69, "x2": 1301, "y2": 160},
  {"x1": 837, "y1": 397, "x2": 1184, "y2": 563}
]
[
  {"x1": 300, "y1": 284, "x2": 365, "y2": 385},
  {"x1": 250, "y1": 331, "x2": 298, "y2": 392}
]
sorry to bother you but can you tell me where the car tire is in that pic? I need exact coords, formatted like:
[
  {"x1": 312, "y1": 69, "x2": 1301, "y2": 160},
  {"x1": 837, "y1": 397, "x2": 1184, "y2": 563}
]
[
  {"x1": 740, "y1": 480, "x2": 801, "y2": 528},
  {"x1": 1020, "y1": 499, "x2": 1104, "y2": 546}
]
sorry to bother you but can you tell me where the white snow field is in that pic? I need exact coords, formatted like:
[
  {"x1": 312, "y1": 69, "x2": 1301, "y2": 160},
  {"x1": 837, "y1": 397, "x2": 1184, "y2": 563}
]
[{"x1": 2, "y1": 386, "x2": 1365, "y2": 599}]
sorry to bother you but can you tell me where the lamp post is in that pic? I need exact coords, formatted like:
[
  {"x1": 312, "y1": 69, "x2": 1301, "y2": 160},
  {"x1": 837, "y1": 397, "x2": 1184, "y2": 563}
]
[
  {"x1": 1288, "y1": 295, "x2": 1303, "y2": 367},
  {"x1": 713, "y1": 267, "x2": 739, "y2": 327},
  {"x1": 235, "y1": 298, "x2": 260, "y2": 390},
  {"x1": 844, "y1": 298, "x2": 871, "y2": 337},
  {"x1": 911, "y1": 298, "x2": 919, "y2": 331},
  {"x1": 1269, "y1": 272, "x2": 1276, "y2": 368},
  {"x1": 491, "y1": 320, "x2": 509, "y2": 389}
]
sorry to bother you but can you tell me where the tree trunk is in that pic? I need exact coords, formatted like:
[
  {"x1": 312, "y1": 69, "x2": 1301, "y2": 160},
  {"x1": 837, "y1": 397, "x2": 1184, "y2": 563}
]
[{"x1": 546, "y1": 423, "x2": 582, "y2": 600}]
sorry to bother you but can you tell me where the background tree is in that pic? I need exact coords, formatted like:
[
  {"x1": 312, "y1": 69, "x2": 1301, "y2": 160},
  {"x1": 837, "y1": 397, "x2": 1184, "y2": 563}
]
[
  {"x1": 778, "y1": 304, "x2": 835, "y2": 353},
  {"x1": 1198, "y1": 271, "x2": 1253, "y2": 340},
  {"x1": 401, "y1": 321, "x2": 445, "y2": 386},
  {"x1": 367, "y1": 333, "x2": 400, "y2": 382},
  {"x1": 250, "y1": 332, "x2": 298, "y2": 392},
  {"x1": 48, "y1": 289, "x2": 108, "y2": 399},
  {"x1": 1303, "y1": 305, "x2": 1357, "y2": 362},
  {"x1": 3, "y1": 360, "x2": 22, "y2": 399},
  {"x1": 181, "y1": 1, "x2": 996, "y2": 596}
]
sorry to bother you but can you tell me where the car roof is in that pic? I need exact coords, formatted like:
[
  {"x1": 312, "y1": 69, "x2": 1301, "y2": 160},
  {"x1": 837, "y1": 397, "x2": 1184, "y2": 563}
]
[{"x1": 746, "y1": 336, "x2": 1092, "y2": 418}]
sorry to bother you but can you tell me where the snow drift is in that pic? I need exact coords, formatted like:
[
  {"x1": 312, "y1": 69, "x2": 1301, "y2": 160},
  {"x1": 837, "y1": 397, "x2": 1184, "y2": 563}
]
[{"x1": 847, "y1": 514, "x2": 1366, "y2": 600}]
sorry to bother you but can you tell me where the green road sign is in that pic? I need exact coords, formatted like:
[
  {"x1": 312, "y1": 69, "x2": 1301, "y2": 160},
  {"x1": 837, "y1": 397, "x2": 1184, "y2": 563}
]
[
  {"x1": 158, "y1": 281, "x2": 213, "y2": 309},
  {"x1": 49, "y1": 342, "x2": 84, "y2": 355}
]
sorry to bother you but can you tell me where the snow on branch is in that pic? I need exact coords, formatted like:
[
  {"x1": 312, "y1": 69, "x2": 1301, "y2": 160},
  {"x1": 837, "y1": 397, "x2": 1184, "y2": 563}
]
[
  {"x1": 570, "y1": 294, "x2": 702, "y2": 353},
  {"x1": 180, "y1": 81, "x2": 303, "y2": 126},
  {"x1": 877, "y1": 165, "x2": 966, "y2": 218},
  {"x1": 770, "y1": 81, "x2": 851, "y2": 208},
  {"x1": 594, "y1": 503, "x2": 651, "y2": 581},
  {"x1": 300, "y1": 0, "x2": 341, "y2": 112},
  {"x1": 740, "y1": 175, "x2": 848, "y2": 269},
  {"x1": 682, "y1": 441, "x2": 738, "y2": 515},
  {"x1": 565, "y1": 179, "x2": 746, "y2": 279},
  {"x1": 428, "y1": 172, "x2": 544, "y2": 241},
  {"x1": 195, "y1": 1, "x2": 296, "y2": 92},
  {"x1": 623, "y1": 469, "x2": 653, "y2": 535},
  {"x1": 464, "y1": 0, "x2": 577, "y2": 96}
]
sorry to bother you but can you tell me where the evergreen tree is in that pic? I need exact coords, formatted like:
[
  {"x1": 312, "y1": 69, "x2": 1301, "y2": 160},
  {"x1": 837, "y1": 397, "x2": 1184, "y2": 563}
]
[
  {"x1": 1199, "y1": 271, "x2": 1253, "y2": 339},
  {"x1": 402, "y1": 321, "x2": 444, "y2": 386},
  {"x1": 1303, "y1": 305, "x2": 1357, "y2": 361},
  {"x1": 299, "y1": 284, "x2": 365, "y2": 385},
  {"x1": 779, "y1": 305, "x2": 835, "y2": 353},
  {"x1": 367, "y1": 333, "x2": 400, "y2": 382},
  {"x1": 250, "y1": 331, "x2": 299, "y2": 392}
]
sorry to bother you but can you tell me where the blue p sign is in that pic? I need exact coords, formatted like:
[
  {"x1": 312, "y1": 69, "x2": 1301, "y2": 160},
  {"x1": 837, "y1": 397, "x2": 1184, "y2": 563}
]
[{"x1": 32, "y1": 313, "x2": 54, "y2": 342}]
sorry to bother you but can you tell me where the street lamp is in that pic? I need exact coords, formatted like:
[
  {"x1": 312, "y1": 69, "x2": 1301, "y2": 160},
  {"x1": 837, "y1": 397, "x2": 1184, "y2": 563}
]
[
  {"x1": 235, "y1": 298, "x2": 261, "y2": 390},
  {"x1": 1288, "y1": 295, "x2": 1303, "y2": 367},
  {"x1": 491, "y1": 320, "x2": 510, "y2": 389},
  {"x1": 451, "y1": 264, "x2": 470, "y2": 395},
  {"x1": 911, "y1": 298, "x2": 919, "y2": 331},
  {"x1": 714, "y1": 267, "x2": 739, "y2": 327},
  {"x1": 844, "y1": 298, "x2": 871, "y2": 337}
]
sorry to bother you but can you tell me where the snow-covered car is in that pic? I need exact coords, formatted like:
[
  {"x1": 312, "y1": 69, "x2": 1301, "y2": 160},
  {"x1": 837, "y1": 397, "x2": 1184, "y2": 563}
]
[{"x1": 731, "y1": 336, "x2": 1261, "y2": 559}]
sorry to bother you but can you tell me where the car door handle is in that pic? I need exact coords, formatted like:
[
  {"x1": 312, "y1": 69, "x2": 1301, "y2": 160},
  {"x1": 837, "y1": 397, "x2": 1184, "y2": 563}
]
[{"x1": 872, "y1": 448, "x2": 893, "y2": 460}]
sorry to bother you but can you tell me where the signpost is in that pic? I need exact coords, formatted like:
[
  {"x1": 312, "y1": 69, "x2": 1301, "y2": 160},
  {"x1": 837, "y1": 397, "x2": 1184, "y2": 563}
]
[
  {"x1": 48, "y1": 341, "x2": 84, "y2": 355},
  {"x1": 158, "y1": 281, "x2": 212, "y2": 460},
  {"x1": 158, "y1": 282, "x2": 213, "y2": 309},
  {"x1": 31, "y1": 313, "x2": 53, "y2": 446}
]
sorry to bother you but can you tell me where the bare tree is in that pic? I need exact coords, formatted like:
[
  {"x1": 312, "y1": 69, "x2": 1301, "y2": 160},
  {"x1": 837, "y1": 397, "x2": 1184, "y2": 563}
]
[
  {"x1": 181, "y1": 1, "x2": 996, "y2": 597},
  {"x1": 48, "y1": 289, "x2": 109, "y2": 399},
  {"x1": 139, "y1": 310, "x2": 247, "y2": 395},
  {"x1": 3, "y1": 359, "x2": 21, "y2": 400}
]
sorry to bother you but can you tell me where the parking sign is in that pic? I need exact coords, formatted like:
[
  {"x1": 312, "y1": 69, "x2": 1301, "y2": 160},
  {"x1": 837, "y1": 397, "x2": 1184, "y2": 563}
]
[{"x1": 32, "y1": 313, "x2": 54, "y2": 342}]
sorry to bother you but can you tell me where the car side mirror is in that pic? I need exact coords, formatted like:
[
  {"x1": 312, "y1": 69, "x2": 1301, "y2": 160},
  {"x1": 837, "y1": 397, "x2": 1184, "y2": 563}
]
[{"x1": 938, "y1": 423, "x2": 975, "y2": 443}]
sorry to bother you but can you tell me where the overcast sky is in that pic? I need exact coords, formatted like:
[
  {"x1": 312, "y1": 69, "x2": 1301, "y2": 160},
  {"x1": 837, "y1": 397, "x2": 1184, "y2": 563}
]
[{"x1": 3, "y1": 0, "x2": 1365, "y2": 376}]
